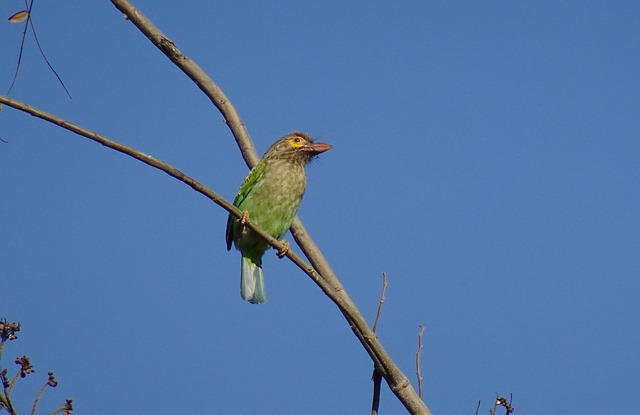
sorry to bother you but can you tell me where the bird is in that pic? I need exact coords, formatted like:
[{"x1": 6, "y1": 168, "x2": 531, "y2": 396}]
[{"x1": 225, "y1": 131, "x2": 332, "y2": 304}]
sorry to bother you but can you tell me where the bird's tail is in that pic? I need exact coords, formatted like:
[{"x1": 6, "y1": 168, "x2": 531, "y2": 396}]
[{"x1": 240, "y1": 256, "x2": 267, "y2": 304}]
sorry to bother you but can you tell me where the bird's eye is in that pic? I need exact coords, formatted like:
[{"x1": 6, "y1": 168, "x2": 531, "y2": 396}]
[{"x1": 290, "y1": 136, "x2": 305, "y2": 147}]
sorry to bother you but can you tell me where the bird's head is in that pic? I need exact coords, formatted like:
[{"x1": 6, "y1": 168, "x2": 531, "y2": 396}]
[{"x1": 263, "y1": 131, "x2": 332, "y2": 165}]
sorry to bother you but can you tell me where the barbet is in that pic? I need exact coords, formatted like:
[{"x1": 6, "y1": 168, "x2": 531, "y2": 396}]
[{"x1": 226, "y1": 132, "x2": 332, "y2": 304}]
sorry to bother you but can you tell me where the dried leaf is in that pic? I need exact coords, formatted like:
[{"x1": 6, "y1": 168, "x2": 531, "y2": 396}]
[{"x1": 8, "y1": 10, "x2": 29, "y2": 23}]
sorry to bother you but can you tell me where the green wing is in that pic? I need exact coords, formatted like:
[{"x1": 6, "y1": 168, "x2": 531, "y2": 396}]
[{"x1": 225, "y1": 161, "x2": 266, "y2": 250}]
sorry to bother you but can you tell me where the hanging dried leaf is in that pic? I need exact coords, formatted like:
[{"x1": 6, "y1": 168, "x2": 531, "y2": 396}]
[{"x1": 8, "y1": 10, "x2": 29, "y2": 23}]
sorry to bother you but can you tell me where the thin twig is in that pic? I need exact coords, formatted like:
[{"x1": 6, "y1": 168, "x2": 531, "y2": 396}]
[
  {"x1": 27, "y1": 13, "x2": 72, "y2": 98},
  {"x1": 370, "y1": 272, "x2": 388, "y2": 415},
  {"x1": 0, "y1": 390, "x2": 12, "y2": 414},
  {"x1": 30, "y1": 381, "x2": 49, "y2": 415},
  {"x1": 372, "y1": 272, "x2": 388, "y2": 334},
  {"x1": 7, "y1": 0, "x2": 32, "y2": 94},
  {"x1": 371, "y1": 370, "x2": 382, "y2": 415},
  {"x1": 416, "y1": 325, "x2": 426, "y2": 400},
  {"x1": 8, "y1": 370, "x2": 21, "y2": 398}
]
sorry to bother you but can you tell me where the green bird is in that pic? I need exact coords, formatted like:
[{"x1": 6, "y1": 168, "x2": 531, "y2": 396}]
[{"x1": 226, "y1": 131, "x2": 332, "y2": 304}]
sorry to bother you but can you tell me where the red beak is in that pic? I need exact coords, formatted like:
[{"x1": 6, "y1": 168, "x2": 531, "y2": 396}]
[{"x1": 303, "y1": 142, "x2": 332, "y2": 154}]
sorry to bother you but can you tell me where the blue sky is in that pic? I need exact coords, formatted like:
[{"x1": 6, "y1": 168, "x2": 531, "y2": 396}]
[{"x1": 1, "y1": 1, "x2": 639, "y2": 414}]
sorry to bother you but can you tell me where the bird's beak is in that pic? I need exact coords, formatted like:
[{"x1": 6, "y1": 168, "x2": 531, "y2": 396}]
[{"x1": 303, "y1": 142, "x2": 332, "y2": 155}]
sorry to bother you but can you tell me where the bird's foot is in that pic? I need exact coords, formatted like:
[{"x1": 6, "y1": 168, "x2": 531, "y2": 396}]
[
  {"x1": 239, "y1": 211, "x2": 250, "y2": 225},
  {"x1": 276, "y1": 240, "x2": 290, "y2": 258}
]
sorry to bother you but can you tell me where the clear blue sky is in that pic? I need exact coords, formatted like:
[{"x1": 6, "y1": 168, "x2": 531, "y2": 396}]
[{"x1": 2, "y1": 1, "x2": 639, "y2": 414}]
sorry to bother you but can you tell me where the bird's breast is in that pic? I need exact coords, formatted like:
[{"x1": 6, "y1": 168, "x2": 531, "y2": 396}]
[{"x1": 238, "y1": 162, "x2": 307, "y2": 240}]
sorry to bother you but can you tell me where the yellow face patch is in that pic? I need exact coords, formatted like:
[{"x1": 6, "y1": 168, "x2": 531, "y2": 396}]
[{"x1": 288, "y1": 135, "x2": 307, "y2": 149}]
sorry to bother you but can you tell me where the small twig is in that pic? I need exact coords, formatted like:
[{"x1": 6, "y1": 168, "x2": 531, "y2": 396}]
[
  {"x1": 26, "y1": 11, "x2": 72, "y2": 98},
  {"x1": 8, "y1": 369, "x2": 22, "y2": 397},
  {"x1": 372, "y1": 272, "x2": 388, "y2": 334},
  {"x1": 0, "y1": 388, "x2": 13, "y2": 414},
  {"x1": 370, "y1": 272, "x2": 388, "y2": 415},
  {"x1": 416, "y1": 325, "x2": 426, "y2": 399},
  {"x1": 29, "y1": 372, "x2": 58, "y2": 415},
  {"x1": 31, "y1": 381, "x2": 49, "y2": 415},
  {"x1": 370, "y1": 370, "x2": 382, "y2": 415},
  {"x1": 7, "y1": 0, "x2": 31, "y2": 94},
  {"x1": 475, "y1": 400, "x2": 481, "y2": 415}
]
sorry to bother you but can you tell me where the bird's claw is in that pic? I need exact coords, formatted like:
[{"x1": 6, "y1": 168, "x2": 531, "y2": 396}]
[
  {"x1": 276, "y1": 241, "x2": 290, "y2": 258},
  {"x1": 239, "y1": 211, "x2": 250, "y2": 225}
]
